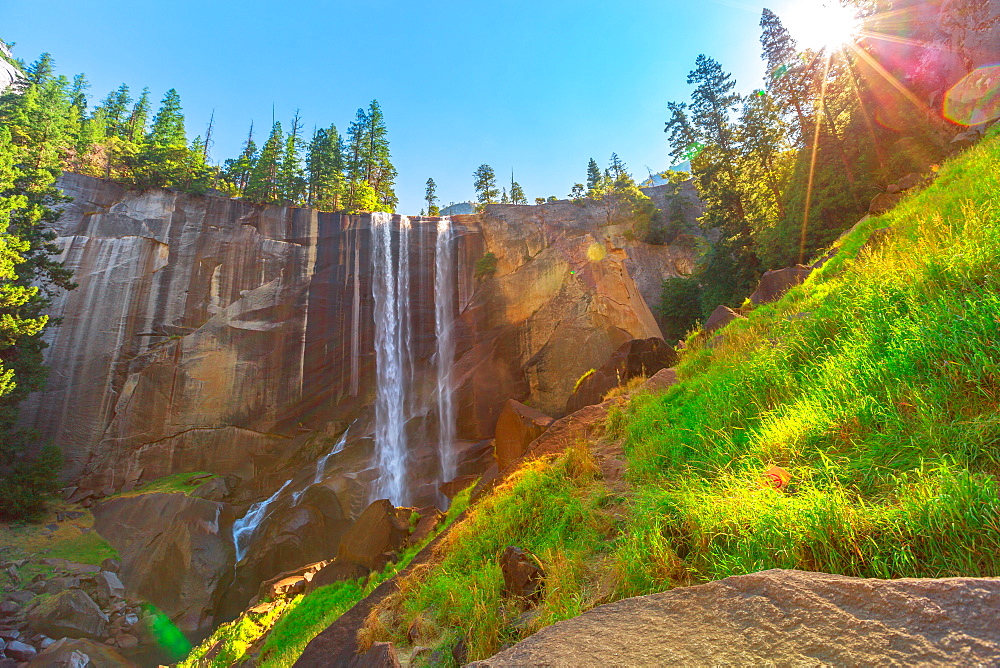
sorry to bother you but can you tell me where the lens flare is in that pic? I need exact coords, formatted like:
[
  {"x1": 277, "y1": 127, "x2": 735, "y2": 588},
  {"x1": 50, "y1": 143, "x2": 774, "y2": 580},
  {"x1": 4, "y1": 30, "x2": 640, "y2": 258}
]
[
  {"x1": 784, "y1": 0, "x2": 862, "y2": 51},
  {"x1": 944, "y1": 65, "x2": 1000, "y2": 127}
]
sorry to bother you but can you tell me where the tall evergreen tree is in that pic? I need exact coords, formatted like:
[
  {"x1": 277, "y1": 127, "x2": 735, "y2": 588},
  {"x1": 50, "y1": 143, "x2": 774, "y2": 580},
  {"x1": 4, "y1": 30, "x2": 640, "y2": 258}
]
[
  {"x1": 586, "y1": 158, "x2": 602, "y2": 195},
  {"x1": 278, "y1": 111, "x2": 306, "y2": 205},
  {"x1": 99, "y1": 84, "x2": 132, "y2": 139},
  {"x1": 223, "y1": 123, "x2": 257, "y2": 196},
  {"x1": 136, "y1": 88, "x2": 187, "y2": 187},
  {"x1": 510, "y1": 178, "x2": 526, "y2": 205},
  {"x1": 245, "y1": 121, "x2": 282, "y2": 203},
  {"x1": 473, "y1": 164, "x2": 498, "y2": 206},
  {"x1": 760, "y1": 8, "x2": 813, "y2": 143},
  {"x1": 305, "y1": 124, "x2": 344, "y2": 210},
  {"x1": 425, "y1": 177, "x2": 439, "y2": 215},
  {"x1": 127, "y1": 87, "x2": 151, "y2": 144}
]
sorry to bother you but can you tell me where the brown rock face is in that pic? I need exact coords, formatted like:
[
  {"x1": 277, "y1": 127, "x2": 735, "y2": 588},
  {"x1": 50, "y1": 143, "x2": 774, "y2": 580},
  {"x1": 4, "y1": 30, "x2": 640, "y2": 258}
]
[
  {"x1": 26, "y1": 590, "x2": 107, "y2": 640},
  {"x1": 348, "y1": 641, "x2": 401, "y2": 668},
  {"x1": 565, "y1": 338, "x2": 676, "y2": 414},
  {"x1": 749, "y1": 266, "x2": 812, "y2": 305},
  {"x1": 493, "y1": 401, "x2": 555, "y2": 471},
  {"x1": 91, "y1": 493, "x2": 235, "y2": 634},
  {"x1": 475, "y1": 570, "x2": 1000, "y2": 667},
  {"x1": 336, "y1": 500, "x2": 413, "y2": 572}
]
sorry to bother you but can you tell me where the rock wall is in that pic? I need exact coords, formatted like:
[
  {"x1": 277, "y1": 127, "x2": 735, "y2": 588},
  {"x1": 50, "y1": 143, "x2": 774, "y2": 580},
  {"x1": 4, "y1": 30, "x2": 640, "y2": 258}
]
[{"x1": 26, "y1": 174, "x2": 694, "y2": 505}]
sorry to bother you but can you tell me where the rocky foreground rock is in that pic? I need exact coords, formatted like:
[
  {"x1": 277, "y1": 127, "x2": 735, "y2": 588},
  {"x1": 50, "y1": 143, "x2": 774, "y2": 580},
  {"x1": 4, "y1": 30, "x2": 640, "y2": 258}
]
[{"x1": 473, "y1": 569, "x2": 1000, "y2": 666}]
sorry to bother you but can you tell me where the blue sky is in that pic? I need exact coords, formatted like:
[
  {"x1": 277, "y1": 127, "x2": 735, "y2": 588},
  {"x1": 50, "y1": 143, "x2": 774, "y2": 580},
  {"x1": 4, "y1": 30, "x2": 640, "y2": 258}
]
[{"x1": 5, "y1": 0, "x2": 808, "y2": 213}]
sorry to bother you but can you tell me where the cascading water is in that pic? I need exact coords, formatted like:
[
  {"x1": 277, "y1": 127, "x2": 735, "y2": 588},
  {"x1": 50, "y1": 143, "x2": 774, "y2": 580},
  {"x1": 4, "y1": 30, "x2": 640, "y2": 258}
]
[
  {"x1": 371, "y1": 212, "x2": 409, "y2": 505},
  {"x1": 233, "y1": 479, "x2": 292, "y2": 562},
  {"x1": 434, "y1": 217, "x2": 457, "y2": 485}
]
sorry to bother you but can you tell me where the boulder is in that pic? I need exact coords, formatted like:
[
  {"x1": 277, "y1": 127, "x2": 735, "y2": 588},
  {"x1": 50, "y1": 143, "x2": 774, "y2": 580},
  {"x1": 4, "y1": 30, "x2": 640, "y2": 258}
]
[
  {"x1": 99, "y1": 559, "x2": 120, "y2": 574},
  {"x1": 27, "y1": 637, "x2": 133, "y2": 667},
  {"x1": 500, "y1": 547, "x2": 544, "y2": 602},
  {"x1": 869, "y1": 191, "x2": 903, "y2": 214},
  {"x1": 0, "y1": 601, "x2": 17, "y2": 617},
  {"x1": 26, "y1": 590, "x2": 107, "y2": 640},
  {"x1": 749, "y1": 266, "x2": 812, "y2": 305},
  {"x1": 336, "y1": 500, "x2": 413, "y2": 572},
  {"x1": 93, "y1": 572, "x2": 125, "y2": 604},
  {"x1": 5, "y1": 640, "x2": 36, "y2": 662},
  {"x1": 476, "y1": 569, "x2": 1000, "y2": 666},
  {"x1": 348, "y1": 641, "x2": 401, "y2": 668},
  {"x1": 91, "y1": 492, "x2": 235, "y2": 634},
  {"x1": 703, "y1": 305, "x2": 744, "y2": 335},
  {"x1": 895, "y1": 172, "x2": 922, "y2": 191},
  {"x1": 493, "y1": 401, "x2": 554, "y2": 471},
  {"x1": 565, "y1": 338, "x2": 677, "y2": 414},
  {"x1": 255, "y1": 561, "x2": 332, "y2": 603},
  {"x1": 643, "y1": 367, "x2": 679, "y2": 393}
]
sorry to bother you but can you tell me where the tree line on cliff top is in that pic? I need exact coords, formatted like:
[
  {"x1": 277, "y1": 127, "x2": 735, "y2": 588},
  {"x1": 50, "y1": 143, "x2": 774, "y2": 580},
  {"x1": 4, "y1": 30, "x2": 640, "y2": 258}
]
[{"x1": 0, "y1": 52, "x2": 398, "y2": 213}]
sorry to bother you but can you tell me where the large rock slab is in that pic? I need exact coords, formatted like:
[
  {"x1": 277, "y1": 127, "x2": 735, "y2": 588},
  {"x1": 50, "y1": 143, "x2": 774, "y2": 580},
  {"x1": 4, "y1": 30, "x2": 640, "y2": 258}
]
[
  {"x1": 493, "y1": 401, "x2": 554, "y2": 471},
  {"x1": 26, "y1": 590, "x2": 107, "y2": 640},
  {"x1": 91, "y1": 492, "x2": 235, "y2": 634},
  {"x1": 474, "y1": 569, "x2": 1000, "y2": 666},
  {"x1": 336, "y1": 500, "x2": 413, "y2": 572}
]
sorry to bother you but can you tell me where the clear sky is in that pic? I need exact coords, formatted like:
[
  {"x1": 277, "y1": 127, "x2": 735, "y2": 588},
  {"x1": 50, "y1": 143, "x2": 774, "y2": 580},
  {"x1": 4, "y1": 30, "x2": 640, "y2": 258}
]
[{"x1": 4, "y1": 0, "x2": 812, "y2": 213}]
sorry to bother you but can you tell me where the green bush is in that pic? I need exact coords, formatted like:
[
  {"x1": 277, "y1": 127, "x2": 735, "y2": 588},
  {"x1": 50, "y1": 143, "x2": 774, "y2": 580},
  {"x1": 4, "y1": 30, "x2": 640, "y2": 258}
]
[
  {"x1": 656, "y1": 277, "x2": 702, "y2": 343},
  {"x1": 474, "y1": 252, "x2": 498, "y2": 279}
]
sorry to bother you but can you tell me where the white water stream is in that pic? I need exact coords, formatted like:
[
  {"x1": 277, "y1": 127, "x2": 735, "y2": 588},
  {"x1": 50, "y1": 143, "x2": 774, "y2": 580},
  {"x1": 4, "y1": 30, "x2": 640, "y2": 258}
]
[
  {"x1": 434, "y1": 217, "x2": 457, "y2": 485},
  {"x1": 233, "y1": 479, "x2": 291, "y2": 563}
]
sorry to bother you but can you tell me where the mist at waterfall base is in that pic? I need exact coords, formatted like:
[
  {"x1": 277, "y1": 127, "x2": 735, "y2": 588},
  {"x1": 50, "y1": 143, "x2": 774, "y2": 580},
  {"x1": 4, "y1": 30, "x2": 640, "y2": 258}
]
[{"x1": 232, "y1": 214, "x2": 461, "y2": 557}]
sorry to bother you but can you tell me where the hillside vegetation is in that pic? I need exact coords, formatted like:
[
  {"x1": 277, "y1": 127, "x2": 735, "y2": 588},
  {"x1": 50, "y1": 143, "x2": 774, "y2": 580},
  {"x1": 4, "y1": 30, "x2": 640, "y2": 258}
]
[{"x1": 358, "y1": 130, "x2": 1000, "y2": 664}]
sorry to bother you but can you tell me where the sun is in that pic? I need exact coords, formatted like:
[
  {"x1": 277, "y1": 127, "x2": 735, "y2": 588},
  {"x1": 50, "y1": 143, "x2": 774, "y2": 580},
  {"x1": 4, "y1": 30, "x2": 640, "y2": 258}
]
[{"x1": 783, "y1": 0, "x2": 862, "y2": 52}]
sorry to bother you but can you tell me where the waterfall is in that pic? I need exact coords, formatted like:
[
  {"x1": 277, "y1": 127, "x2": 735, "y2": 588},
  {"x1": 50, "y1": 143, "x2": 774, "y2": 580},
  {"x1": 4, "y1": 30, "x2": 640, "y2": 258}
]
[
  {"x1": 233, "y1": 479, "x2": 291, "y2": 563},
  {"x1": 435, "y1": 217, "x2": 457, "y2": 484},
  {"x1": 371, "y1": 212, "x2": 409, "y2": 505},
  {"x1": 397, "y1": 217, "x2": 413, "y2": 415}
]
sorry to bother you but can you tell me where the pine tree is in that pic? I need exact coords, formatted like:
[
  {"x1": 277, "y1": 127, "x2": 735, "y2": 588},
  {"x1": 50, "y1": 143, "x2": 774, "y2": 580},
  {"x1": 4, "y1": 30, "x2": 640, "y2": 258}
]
[
  {"x1": 127, "y1": 87, "x2": 151, "y2": 144},
  {"x1": 425, "y1": 177, "x2": 439, "y2": 215},
  {"x1": 760, "y1": 8, "x2": 813, "y2": 143},
  {"x1": 344, "y1": 107, "x2": 368, "y2": 211},
  {"x1": 99, "y1": 84, "x2": 132, "y2": 139},
  {"x1": 245, "y1": 121, "x2": 282, "y2": 203},
  {"x1": 510, "y1": 177, "x2": 526, "y2": 205},
  {"x1": 223, "y1": 123, "x2": 257, "y2": 196},
  {"x1": 305, "y1": 124, "x2": 345, "y2": 210},
  {"x1": 586, "y1": 158, "x2": 602, "y2": 195},
  {"x1": 363, "y1": 100, "x2": 396, "y2": 212},
  {"x1": 25, "y1": 53, "x2": 53, "y2": 86},
  {"x1": 473, "y1": 164, "x2": 498, "y2": 207},
  {"x1": 69, "y1": 74, "x2": 89, "y2": 112},
  {"x1": 278, "y1": 111, "x2": 307, "y2": 205},
  {"x1": 136, "y1": 88, "x2": 188, "y2": 187}
]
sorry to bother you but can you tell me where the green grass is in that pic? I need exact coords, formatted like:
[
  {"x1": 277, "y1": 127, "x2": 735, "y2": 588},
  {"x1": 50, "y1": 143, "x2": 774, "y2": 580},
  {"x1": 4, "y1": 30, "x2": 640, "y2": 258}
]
[
  {"x1": 360, "y1": 441, "x2": 612, "y2": 663},
  {"x1": 353, "y1": 134, "x2": 1000, "y2": 664},
  {"x1": 114, "y1": 471, "x2": 217, "y2": 498},
  {"x1": 614, "y1": 132, "x2": 1000, "y2": 592},
  {"x1": 181, "y1": 488, "x2": 473, "y2": 668}
]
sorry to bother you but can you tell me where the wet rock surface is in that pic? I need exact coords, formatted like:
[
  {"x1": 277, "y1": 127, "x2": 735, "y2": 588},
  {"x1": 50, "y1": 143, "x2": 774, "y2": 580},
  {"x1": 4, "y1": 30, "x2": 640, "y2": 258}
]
[{"x1": 474, "y1": 569, "x2": 1000, "y2": 667}]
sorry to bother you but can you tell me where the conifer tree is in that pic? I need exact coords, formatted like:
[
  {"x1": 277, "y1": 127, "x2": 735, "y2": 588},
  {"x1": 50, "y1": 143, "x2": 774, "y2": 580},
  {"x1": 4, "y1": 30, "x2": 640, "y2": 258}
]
[
  {"x1": 586, "y1": 158, "x2": 601, "y2": 195},
  {"x1": 760, "y1": 8, "x2": 812, "y2": 142},
  {"x1": 136, "y1": 88, "x2": 187, "y2": 187},
  {"x1": 223, "y1": 123, "x2": 257, "y2": 196},
  {"x1": 99, "y1": 84, "x2": 132, "y2": 139},
  {"x1": 473, "y1": 164, "x2": 498, "y2": 207},
  {"x1": 305, "y1": 124, "x2": 345, "y2": 210},
  {"x1": 245, "y1": 121, "x2": 282, "y2": 203},
  {"x1": 425, "y1": 177, "x2": 439, "y2": 215},
  {"x1": 510, "y1": 176, "x2": 526, "y2": 205},
  {"x1": 127, "y1": 88, "x2": 151, "y2": 144},
  {"x1": 278, "y1": 111, "x2": 307, "y2": 205},
  {"x1": 344, "y1": 108, "x2": 368, "y2": 211}
]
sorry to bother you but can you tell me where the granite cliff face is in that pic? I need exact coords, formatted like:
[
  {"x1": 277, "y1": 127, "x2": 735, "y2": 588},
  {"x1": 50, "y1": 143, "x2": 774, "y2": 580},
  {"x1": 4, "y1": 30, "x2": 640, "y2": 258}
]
[
  {"x1": 26, "y1": 175, "x2": 691, "y2": 504},
  {"x1": 22, "y1": 174, "x2": 695, "y2": 629}
]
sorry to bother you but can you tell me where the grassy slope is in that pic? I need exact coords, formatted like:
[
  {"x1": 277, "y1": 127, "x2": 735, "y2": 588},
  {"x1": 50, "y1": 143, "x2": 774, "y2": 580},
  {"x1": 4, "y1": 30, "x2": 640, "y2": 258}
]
[{"x1": 359, "y1": 131, "x2": 1000, "y2": 665}]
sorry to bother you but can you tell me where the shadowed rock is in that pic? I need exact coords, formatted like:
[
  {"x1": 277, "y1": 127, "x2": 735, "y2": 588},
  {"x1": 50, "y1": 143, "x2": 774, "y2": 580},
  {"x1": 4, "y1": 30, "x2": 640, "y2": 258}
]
[
  {"x1": 703, "y1": 305, "x2": 745, "y2": 335},
  {"x1": 500, "y1": 547, "x2": 544, "y2": 602},
  {"x1": 336, "y1": 501, "x2": 413, "y2": 572},
  {"x1": 472, "y1": 569, "x2": 1000, "y2": 667},
  {"x1": 565, "y1": 338, "x2": 676, "y2": 414},
  {"x1": 493, "y1": 401, "x2": 554, "y2": 471},
  {"x1": 749, "y1": 266, "x2": 812, "y2": 305}
]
